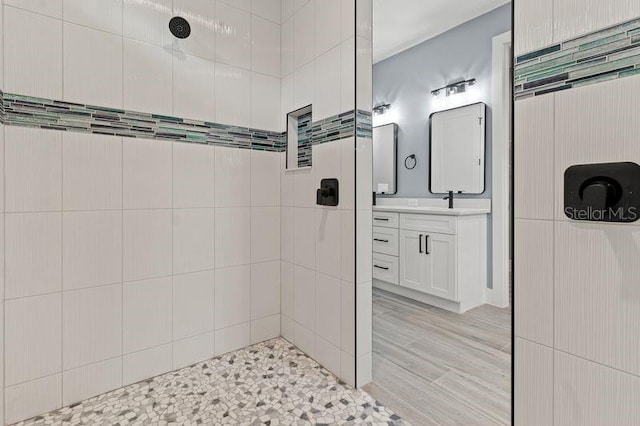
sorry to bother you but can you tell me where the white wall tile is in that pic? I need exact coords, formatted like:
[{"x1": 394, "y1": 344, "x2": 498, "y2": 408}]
[
  {"x1": 63, "y1": 23, "x2": 123, "y2": 108},
  {"x1": 314, "y1": 0, "x2": 340, "y2": 56},
  {"x1": 280, "y1": 153, "x2": 295, "y2": 206},
  {"x1": 514, "y1": 0, "x2": 552, "y2": 55},
  {"x1": 5, "y1": 293, "x2": 61, "y2": 385},
  {"x1": 251, "y1": 207, "x2": 281, "y2": 263},
  {"x1": 292, "y1": 166, "x2": 315, "y2": 207},
  {"x1": 555, "y1": 221, "x2": 640, "y2": 376},
  {"x1": 355, "y1": 209, "x2": 372, "y2": 283},
  {"x1": 173, "y1": 0, "x2": 216, "y2": 60},
  {"x1": 339, "y1": 137, "x2": 355, "y2": 210},
  {"x1": 315, "y1": 272, "x2": 341, "y2": 347},
  {"x1": 355, "y1": 0, "x2": 371, "y2": 40},
  {"x1": 62, "y1": 357, "x2": 122, "y2": 406},
  {"x1": 251, "y1": 0, "x2": 280, "y2": 23},
  {"x1": 215, "y1": 322, "x2": 250, "y2": 355},
  {"x1": 173, "y1": 142, "x2": 216, "y2": 208},
  {"x1": 554, "y1": 350, "x2": 640, "y2": 426},
  {"x1": 514, "y1": 95, "x2": 554, "y2": 220},
  {"x1": 215, "y1": 2, "x2": 251, "y2": 69},
  {"x1": 293, "y1": 265, "x2": 315, "y2": 331},
  {"x1": 251, "y1": 150, "x2": 281, "y2": 207},
  {"x1": 293, "y1": 0, "x2": 314, "y2": 69},
  {"x1": 514, "y1": 219, "x2": 553, "y2": 346},
  {"x1": 294, "y1": 61, "x2": 314, "y2": 110},
  {"x1": 62, "y1": 133, "x2": 122, "y2": 211},
  {"x1": 173, "y1": 208, "x2": 216, "y2": 274},
  {"x1": 123, "y1": 39, "x2": 173, "y2": 116},
  {"x1": 356, "y1": 352, "x2": 372, "y2": 386},
  {"x1": 215, "y1": 146, "x2": 251, "y2": 207},
  {"x1": 281, "y1": 0, "x2": 295, "y2": 22},
  {"x1": 252, "y1": 16, "x2": 280, "y2": 77},
  {"x1": 340, "y1": 351, "x2": 355, "y2": 387},
  {"x1": 356, "y1": 280, "x2": 371, "y2": 357},
  {"x1": 215, "y1": 63, "x2": 251, "y2": 127},
  {"x1": 294, "y1": 322, "x2": 314, "y2": 357},
  {"x1": 173, "y1": 270, "x2": 215, "y2": 340},
  {"x1": 314, "y1": 335, "x2": 341, "y2": 376},
  {"x1": 63, "y1": 0, "x2": 122, "y2": 34},
  {"x1": 63, "y1": 211, "x2": 122, "y2": 291},
  {"x1": 340, "y1": 0, "x2": 354, "y2": 41},
  {"x1": 355, "y1": 36, "x2": 372, "y2": 112},
  {"x1": 0, "y1": 127, "x2": 4, "y2": 213},
  {"x1": 215, "y1": 265, "x2": 251, "y2": 329},
  {"x1": 553, "y1": 0, "x2": 640, "y2": 44},
  {"x1": 341, "y1": 210, "x2": 356, "y2": 283},
  {"x1": 280, "y1": 18, "x2": 294, "y2": 77},
  {"x1": 281, "y1": 314, "x2": 294, "y2": 342},
  {"x1": 251, "y1": 260, "x2": 280, "y2": 319},
  {"x1": 314, "y1": 46, "x2": 341, "y2": 121},
  {"x1": 123, "y1": 209, "x2": 172, "y2": 282},
  {"x1": 5, "y1": 0, "x2": 62, "y2": 18},
  {"x1": 5, "y1": 374, "x2": 62, "y2": 425},
  {"x1": 340, "y1": 37, "x2": 355, "y2": 112},
  {"x1": 554, "y1": 77, "x2": 640, "y2": 220},
  {"x1": 123, "y1": 277, "x2": 172, "y2": 353},
  {"x1": 5, "y1": 127, "x2": 62, "y2": 212},
  {"x1": 250, "y1": 314, "x2": 280, "y2": 344},
  {"x1": 215, "y1": 207, "x2": 251, "y2": 267},
  {"x1": 313, "y1": 140, "x2": 341, "y2": 193},
  {"x1": 172, "y1": 332, "x2": 215, "y2": 369},
  {"x1": 293, "y1": 207, "x2": 315, "y2": 269},
  {"x1": 280, "y1": 261, "x2": 294, "y2": 318},
  {"x1": 4, "y1": 6, "x2": 62, "y2": 98},
  {"x1": 173, "y1": 53, "x2": 215, "y2": 122},
  {"x1": 341, "y1": 280, "x2": 354, "y2": 354},
  {"x1": 123, "y1": 138, "x2": 172, "y2": 210},
  {"x1": 123, "y1": 0, "x2": 172, "y2": 46},
  {"x1": 315, "y1": 208, "x2": 342, "y2": 279},
  {"x1": 251, "y1": 72, "x2": 281, "y2": 131},
  {"x1": 281, "y1": 207, "x2": 294, "y2": 262},
  {"x1": 123, "y1": 344, "x2": 172, "y2": 386},
  {"x1": 5, "y1": 212, "x2": 62, "y2": 299},
  {"x1": 218, "y1": 0, "x2": 251, "y2": 13},
  {"x1": 63, "y1": 284, "x2": 122, "y2": 369},
  {"x1": 514, "y1": 338, "x2": 553, "y2": 426}
]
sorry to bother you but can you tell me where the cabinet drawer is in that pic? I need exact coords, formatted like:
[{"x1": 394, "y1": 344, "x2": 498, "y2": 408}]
[
  {"x1": 372, "y1": 211, "x2": 399, "y2": 228},
  {"x1": 373, "y1": 253, "x2": 399, "y2": 285},
  {"x1": 373, "y1": 226, "x2": 398, "y2": 256},
  {"x1": 399, "y1": 213, "x2": 456, "y2": 234}
]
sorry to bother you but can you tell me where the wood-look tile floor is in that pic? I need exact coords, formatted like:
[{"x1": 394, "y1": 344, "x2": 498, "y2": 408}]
[{"x1": 363, "y1": 288, "x2": 512, "y2": 425}]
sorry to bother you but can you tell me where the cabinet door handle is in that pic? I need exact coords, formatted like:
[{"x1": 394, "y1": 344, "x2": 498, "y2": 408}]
[
  {"x1": 374, "y1": 265, "x2": 389, "y2": 270},
  {"x1": 374, "y1": 217, "x2": 389, "y2": 221},
  {"x1": 374, "y1": 238, "x2": 389, "y2": 243},
  {"x1": 419, "y1": 234, "x2": 423, "y2": 253},
  {"x1": 425, "y1": 235, "x2": 430, "y2": 255}
]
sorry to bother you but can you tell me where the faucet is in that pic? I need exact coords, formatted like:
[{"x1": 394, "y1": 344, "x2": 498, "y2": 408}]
[{"x1": 443, "y1": 190, "x2": 461, "y2": 209}]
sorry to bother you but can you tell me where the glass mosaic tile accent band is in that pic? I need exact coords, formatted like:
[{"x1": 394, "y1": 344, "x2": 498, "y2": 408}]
[
  {"x1": 515, "y1": 17, "x2": 640, "y2": 100},
  {"x1": 0, "y1": 91, "x2": 365, "y2": 151}
]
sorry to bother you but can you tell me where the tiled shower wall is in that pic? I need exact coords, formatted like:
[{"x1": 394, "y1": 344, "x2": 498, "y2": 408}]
[
  {"x1": 278, "y1": 0, "x2": 359, "y2": 386},
  {"x1": 0, "y1": 0, "x2": 284, "y2": 423},
  {"x1": 514, "y1": 0, "x2": 640, "y2": 424}
]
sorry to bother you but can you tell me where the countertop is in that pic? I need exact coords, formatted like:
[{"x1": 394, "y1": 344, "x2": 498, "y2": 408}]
[{"x1": 373, "y1": 205, "x2": 491, "y2": 216}]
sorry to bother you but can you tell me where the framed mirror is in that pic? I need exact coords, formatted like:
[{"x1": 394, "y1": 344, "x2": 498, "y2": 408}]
[
  {"x1": 286, "y1": 105, "x2": 313, "y2": 170},
  {"x1": 373, "y1": 123, "x2": 398, "y2": 194},
  {"x1": 429, "y1": 102, "x2": 486, "y2": 194}
]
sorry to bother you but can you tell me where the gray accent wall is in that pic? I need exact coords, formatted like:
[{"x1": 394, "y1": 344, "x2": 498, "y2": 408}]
[{"x1": 373, "y1": 4, "x2": 511, "y2": 199}]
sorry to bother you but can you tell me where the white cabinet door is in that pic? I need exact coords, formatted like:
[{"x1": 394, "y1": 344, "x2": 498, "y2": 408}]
[
  {"x1": 424, "y1": 233, "x2": 457, "y2": 301},
  {"x1": 399, "y1": 229, "x2": 428, "y2": 292}
]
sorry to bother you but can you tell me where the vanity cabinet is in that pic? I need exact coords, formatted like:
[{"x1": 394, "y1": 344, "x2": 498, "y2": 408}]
[{"x1": 372, "y1": 207, "x2": 488, "y2": 314}]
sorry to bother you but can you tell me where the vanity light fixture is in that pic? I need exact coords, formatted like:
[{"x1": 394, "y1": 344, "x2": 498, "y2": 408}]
[
  {"x1": 431, "y1": 78, "x2": 477, "y2": 97},
  {"x1": 373, "y1": 103, "x2": 391, "y2": 115}
]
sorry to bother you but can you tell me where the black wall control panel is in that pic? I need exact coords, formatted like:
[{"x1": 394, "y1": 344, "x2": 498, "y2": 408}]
[
  {"x1": 564, "y1": 162, "x2": 640, "y2": 223},
  {"x1": 317, "y1": 178, "x2": 339, "y2": 206}
]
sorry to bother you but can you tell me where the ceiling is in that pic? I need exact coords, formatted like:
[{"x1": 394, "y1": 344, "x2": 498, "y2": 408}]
[{"x1": 373, "y1": 0, "x2": 510, "y2": 63}]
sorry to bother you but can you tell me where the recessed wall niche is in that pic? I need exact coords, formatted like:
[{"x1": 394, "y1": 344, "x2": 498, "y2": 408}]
[{"x1": 286, "y1": 105, "x2": 313, "y2": 170}]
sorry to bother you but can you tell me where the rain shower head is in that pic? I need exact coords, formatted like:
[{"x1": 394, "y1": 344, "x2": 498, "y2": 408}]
[{"x1": 169, "y1": 16, "x2": 191, "y2": 39}]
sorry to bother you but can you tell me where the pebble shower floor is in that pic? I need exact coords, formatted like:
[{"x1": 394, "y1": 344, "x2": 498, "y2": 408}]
[{"x1": 12, "y1": 338, "x2": 403, "y2": 425}]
